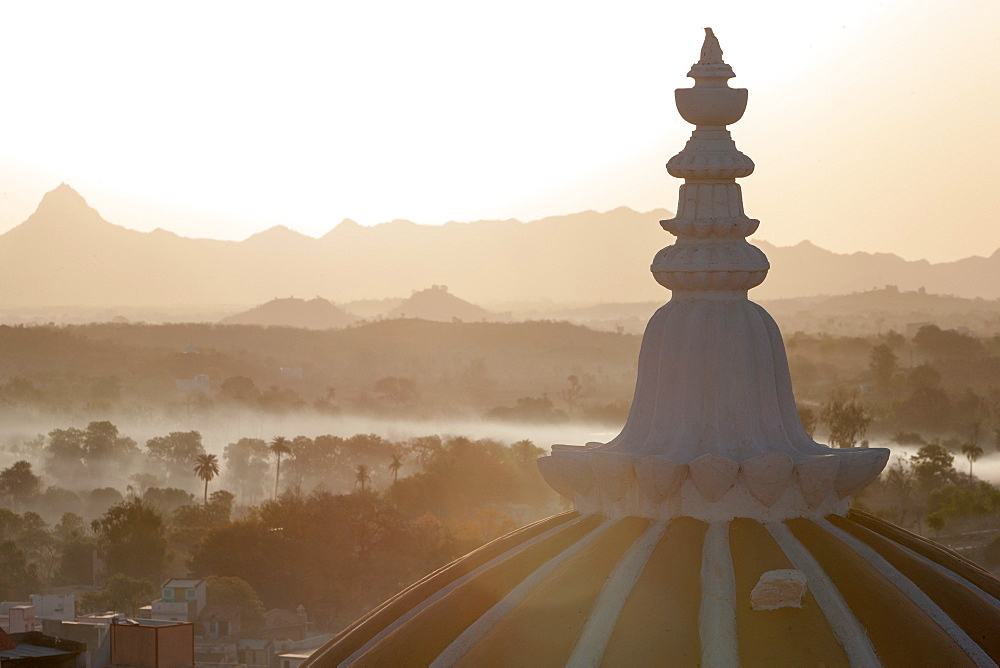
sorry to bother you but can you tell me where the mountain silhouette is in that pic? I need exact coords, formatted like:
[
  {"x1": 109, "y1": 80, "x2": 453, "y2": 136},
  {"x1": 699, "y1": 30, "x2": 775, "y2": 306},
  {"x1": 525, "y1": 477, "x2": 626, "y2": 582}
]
[
  {"x1": 3, "y1": 184, "x2": 1000, "y2": 307},
  {"x1": 387, "y1": 285, "x2": 492, "y2": 322},
  {"x1": 219, "y1": 297, "x2": 356, "y2": 329}
]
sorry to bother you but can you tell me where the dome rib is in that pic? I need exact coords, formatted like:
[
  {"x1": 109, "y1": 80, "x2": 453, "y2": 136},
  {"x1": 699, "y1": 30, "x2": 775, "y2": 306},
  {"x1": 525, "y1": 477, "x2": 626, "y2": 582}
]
[
  {"x1": 599, "y1": 517, "x2": 706, "y2": 665},
  {"x1": 699, "y1": 522, "x2": 739, "y2": 666},
  {"x1": 567, "y1": 519, "x2": 670, "y2": 666}
]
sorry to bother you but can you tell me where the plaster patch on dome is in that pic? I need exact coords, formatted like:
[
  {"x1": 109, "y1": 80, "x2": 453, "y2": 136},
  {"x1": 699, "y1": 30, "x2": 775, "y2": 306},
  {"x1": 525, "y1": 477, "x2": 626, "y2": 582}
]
[{"x1": 750, "y1": 569, "x2": 808, "y2": 611}]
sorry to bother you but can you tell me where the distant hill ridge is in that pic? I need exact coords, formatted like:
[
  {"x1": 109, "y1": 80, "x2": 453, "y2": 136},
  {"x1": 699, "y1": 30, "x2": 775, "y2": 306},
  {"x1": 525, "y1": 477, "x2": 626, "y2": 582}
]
[
  {"x1": 220, "y1": 297, "x2": 356, "y2": 329},
  {"x1": 222, "y1": 286, "x2": 493, "y2": 328},
  {"x1": 4, "y1": 184, "x2": 1000, "y2": 307},
  {"x1": 388, "y1": 285, "x2": 493, "y2": 322}
]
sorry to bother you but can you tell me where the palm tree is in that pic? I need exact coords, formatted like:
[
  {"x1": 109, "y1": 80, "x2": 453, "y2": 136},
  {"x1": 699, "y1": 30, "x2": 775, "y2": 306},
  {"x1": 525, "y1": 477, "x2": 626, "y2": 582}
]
[
  {"x1": 269, "y1": 436, "x2": 292, "y2": 499},
  {"x1": 388, "y1": 452, "x2": 404, "y2": 484},
  {"x1": 961, "y1": 442, "x2": 984, "y2": 484},
  {"x1": 355, "y1": 463, "x2": 371, "y2": 492},
  {"x1": 193, "y1": 453, "x2": 220, "y2": 505}
]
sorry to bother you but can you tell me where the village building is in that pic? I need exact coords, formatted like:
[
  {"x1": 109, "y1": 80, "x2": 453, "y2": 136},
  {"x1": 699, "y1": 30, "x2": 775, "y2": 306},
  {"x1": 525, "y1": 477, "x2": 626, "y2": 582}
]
[
  {"x1": 0, "y1": 606, "x2": 34, "y2": 635},
  {"x1": 259, "y1": 607, "x2": 309, "y2": 642},
  {"x1": 149, "y1": 578, "x2": 206, "y2": 624},
  {"x1": 108, "y1": 618, "x2": 194, "y2": 668},
  {"x1": 237, "y1": 638, "x2": 275, "y2": 668},
  {"x1": 193, "y1": 605, "x2": 243, "y2": 665}
]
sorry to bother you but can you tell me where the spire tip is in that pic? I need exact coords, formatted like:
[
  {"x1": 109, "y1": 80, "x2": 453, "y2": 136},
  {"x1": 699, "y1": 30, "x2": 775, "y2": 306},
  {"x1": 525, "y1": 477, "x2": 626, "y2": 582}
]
[{"x1": 699, "y1": 28, "x2": 724, "y2": 65}]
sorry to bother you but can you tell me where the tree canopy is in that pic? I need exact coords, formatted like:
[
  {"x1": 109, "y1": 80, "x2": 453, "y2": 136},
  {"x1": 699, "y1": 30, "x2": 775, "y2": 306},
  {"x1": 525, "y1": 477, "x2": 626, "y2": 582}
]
[{"x1": 91, "y1": 498, "x2": 168, "y2": 581}]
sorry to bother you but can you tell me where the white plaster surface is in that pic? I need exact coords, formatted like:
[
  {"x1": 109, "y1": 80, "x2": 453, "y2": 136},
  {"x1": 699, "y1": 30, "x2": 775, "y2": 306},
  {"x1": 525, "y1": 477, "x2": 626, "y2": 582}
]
[
  {"x1": 699, "y1": 522, "x2": 739, "y2": 668},
  {"x1": 766, "y1": 522, "x2": 882, "y2": 667}
]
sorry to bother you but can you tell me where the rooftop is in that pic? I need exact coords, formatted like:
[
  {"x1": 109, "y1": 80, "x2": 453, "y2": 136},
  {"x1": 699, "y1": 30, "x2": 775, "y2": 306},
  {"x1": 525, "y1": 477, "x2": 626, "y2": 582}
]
[
  {"x1": 0, "y1": 643, "x2": 76, "y2": 660},
  {"x1": 162, "y1": 578, "x2": 205, "y2": 588}
]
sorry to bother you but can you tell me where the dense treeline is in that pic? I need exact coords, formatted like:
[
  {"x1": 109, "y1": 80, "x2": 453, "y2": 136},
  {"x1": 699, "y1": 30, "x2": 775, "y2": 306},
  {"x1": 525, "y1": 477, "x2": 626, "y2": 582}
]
[
  {"x1": 788, "y1": 324, "x2": 1000, "y2": 555},
  {"x1": 3, "y1": 319, "x2": 1000, "y2": 434},
  {"x1": 791, "y1": 325, "x2": 1000, "y2": 443},
  {"x1": 0, "y1": 425, "x2": 560, "y2": 627}
]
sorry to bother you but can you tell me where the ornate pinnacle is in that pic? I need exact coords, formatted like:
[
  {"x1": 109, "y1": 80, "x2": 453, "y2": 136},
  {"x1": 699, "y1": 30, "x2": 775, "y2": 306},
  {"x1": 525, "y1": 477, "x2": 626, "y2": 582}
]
[
  {"x1": 536, "y1": 29, "x2": 890, "y2": 523},
  {"x1": 652, "y1": 28, "x2": 764, "y2": 294}
]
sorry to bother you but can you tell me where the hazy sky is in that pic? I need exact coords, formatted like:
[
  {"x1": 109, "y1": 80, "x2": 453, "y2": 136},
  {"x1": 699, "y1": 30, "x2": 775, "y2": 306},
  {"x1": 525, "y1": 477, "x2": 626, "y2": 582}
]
[{"x1": 0, "y1": 1, "x2": 996, "y2": 262}]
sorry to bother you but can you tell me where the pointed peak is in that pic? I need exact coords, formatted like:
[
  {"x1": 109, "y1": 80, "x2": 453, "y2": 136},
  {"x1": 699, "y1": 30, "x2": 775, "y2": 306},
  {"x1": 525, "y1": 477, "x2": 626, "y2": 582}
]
[
  {"x1": 38, "y1": 183, "x2": 90, "y2": 209},
  {"x1": 51, "y1": 182, "x2": 82, "y2": 195},
  {"x1": 322, "y1": 218, "x2": 364, "y2": 240},
  {"x1": 13, "y1": 182, "x2": 109, "y2": 233},
  {"x1": 243, "y1": 225, "x2": 314, "y2": 244},
  {"x1": 263, "y1": 224, "x2": 308, "y2": 237}
]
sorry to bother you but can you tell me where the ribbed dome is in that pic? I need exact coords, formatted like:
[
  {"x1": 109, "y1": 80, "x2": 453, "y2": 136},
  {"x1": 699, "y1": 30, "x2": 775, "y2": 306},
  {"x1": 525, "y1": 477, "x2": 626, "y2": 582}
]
[
  {"x1": 303, "y1": 28, "x2": 1000, "y2": 667},
  {"x1": 305, "y1": 510, "x2": 1000, "y2": 666}
]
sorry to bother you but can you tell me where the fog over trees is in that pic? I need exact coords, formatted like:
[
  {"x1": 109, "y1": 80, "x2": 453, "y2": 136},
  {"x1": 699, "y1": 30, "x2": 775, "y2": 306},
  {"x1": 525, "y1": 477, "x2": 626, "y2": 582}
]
[{"x1": 3, "y1": 317, "x2": 1000, "y2": 626}]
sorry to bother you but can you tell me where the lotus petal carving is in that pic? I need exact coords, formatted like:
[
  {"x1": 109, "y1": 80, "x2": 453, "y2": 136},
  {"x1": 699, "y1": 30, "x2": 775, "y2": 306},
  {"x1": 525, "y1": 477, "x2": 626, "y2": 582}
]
[
  {"x1": 590, "y1": 452, "x2": 636, "y2": 501},
  {"x1": 795, "y1": 456, "x2": 839, "y2": 507},
  {"x1": 741, "y1": 452, "x2": 794, "y2": 507},
  {"x1": 689, "y1": 454, "x2": 739, "y2": 502},
  {"x1": 536, "y1": 456, "x2": 574, "y2": 499},
  {"x1": 555, "y1": 455, "x2": 596, "y2": 496},
  {"x1": 634, "y1": 456, "x2": 688, "y2": 503},
  {"x1": 834, "y1": 449, "x2": 890, "y2": 499}
]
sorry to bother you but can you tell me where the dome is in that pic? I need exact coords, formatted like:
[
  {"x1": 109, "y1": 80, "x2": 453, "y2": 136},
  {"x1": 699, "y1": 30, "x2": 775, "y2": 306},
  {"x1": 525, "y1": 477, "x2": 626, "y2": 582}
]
[
  {"x1": 302, "y1": 28, "x2": 1000, "y2": 667},
  {"x1": 306, "y1": 509, "x2": 1000, "y2": 666}
]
